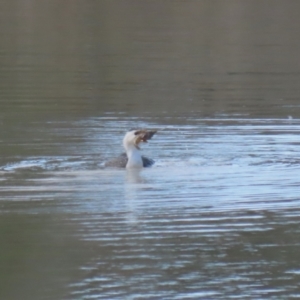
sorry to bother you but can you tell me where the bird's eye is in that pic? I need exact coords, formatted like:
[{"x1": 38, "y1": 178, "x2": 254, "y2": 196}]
[{"x1": 134, "y1": 131, "x2": 141, "y2": 135}]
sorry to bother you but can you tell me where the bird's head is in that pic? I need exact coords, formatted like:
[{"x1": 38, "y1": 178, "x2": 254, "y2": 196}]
[{"x1": 123, "y1": 129, "x2": 157, "y2": 150}]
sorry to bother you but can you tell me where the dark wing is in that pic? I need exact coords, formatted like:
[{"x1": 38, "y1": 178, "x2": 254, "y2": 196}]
[
  {"x1": 142, "y1": 156, "x2": 155, "y2": 167},
  {"x1": 104, "y1": 153, "x2": 128, "y2": 168}
]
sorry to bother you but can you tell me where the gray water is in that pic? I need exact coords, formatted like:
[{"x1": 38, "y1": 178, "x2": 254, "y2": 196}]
[{"x1": 2, "y1": 1, "x2": 300, "y2": 299}]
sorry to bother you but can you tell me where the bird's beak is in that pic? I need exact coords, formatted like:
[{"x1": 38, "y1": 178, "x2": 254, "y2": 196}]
[{"x1": 134, "y1": 130, "x2": 157, "y2": 149}]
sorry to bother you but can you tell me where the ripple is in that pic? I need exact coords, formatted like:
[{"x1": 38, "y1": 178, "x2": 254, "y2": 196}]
[{"x1": 2, "y1": 117, "x2": 300, "y2": 299}]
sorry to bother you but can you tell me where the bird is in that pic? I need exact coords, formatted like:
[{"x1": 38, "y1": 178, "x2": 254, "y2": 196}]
[{"x1": 105, "y1": 129, "x2": 157, "y2": 168}]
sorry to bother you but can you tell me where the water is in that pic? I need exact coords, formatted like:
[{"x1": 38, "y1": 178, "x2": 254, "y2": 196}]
[
  {"x1": 2, "y1": 1, "x2": 300, "y2": 299},
  {"x1": 2, "y1": 117, "x2": 300, "y2": 299}
]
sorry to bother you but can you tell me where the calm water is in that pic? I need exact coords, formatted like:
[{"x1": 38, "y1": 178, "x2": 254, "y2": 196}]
[{"x1": 1, "y1": 1, "x2": 300, "y2": 300}]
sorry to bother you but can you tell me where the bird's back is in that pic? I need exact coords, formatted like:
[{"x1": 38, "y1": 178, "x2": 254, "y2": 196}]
[
  {"x1": 105, "y1": 153, "x2": 154, "y2": 168},
  {"x1": 104, "y1": 153, "x2": 128, "y2": 168}
]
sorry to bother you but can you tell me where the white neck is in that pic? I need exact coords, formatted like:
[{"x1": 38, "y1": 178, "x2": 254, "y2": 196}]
[{"x1": 125, "y1": 145, "x2": 143, "y2": 168}]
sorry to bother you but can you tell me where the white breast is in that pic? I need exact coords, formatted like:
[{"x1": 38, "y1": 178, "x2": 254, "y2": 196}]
[{"x1": 126, "y1": 149, "x2": 143, "y2": 168}]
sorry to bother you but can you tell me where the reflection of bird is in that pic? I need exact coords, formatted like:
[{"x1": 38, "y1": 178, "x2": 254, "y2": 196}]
[{"x1": 105, "y1": 129, "x2": 157, "y2": 168}]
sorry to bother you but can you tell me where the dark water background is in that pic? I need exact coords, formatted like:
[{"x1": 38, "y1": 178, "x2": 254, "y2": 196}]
[{"x1": 1, "y1": 1, "x2": 300, "y2": 299}]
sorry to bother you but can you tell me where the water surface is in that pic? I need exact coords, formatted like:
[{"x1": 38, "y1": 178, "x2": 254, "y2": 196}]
[{"x1": 1, "y1": 1, "x2": 300, "y2": 299}]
